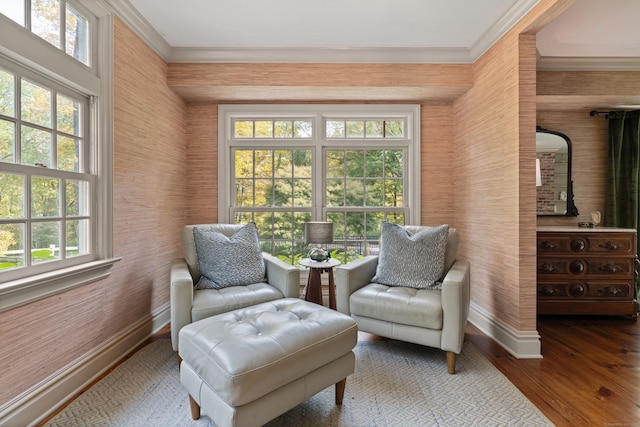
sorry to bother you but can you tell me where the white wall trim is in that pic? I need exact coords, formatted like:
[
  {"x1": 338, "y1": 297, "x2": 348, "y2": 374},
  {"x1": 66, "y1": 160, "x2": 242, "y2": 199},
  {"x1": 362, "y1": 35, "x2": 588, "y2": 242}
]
[
  {"x1": 468, "y1": 302, "x2": 542, "y2": 359},
  {"x1": 102, "y1": 0, "x2": 171, "y2": 60},
  {"x1": 168, "y1": 46, "x2": 472, "y2": 64},
  {"x1": 0, "y1": 304, "x2": 170, "y2": 427},
  {"x1": 470, "y1": 0, "x2": 540, "y2": 61}
]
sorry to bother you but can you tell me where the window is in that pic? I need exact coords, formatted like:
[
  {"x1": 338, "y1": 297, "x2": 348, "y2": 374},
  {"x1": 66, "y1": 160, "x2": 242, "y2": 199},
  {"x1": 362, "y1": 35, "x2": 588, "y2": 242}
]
[
  {"x1": 0, "y1": 0, "x2": 91, "y2": 66},
  {"x1": 0, "y1": 2, "x2": 114, "y2": 311},
  {"x1": 0, "y1": 64, "x2": 92, "y2": 274},
  {"x1": 219, "y1": 105, "x2": 420, "y2": 265}
]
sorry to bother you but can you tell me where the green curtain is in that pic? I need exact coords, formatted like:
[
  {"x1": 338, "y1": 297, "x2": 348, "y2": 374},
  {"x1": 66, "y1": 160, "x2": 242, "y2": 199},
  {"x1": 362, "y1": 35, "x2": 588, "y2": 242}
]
[{"x1": 604, "y1": 110, "x2": 640, "y2": 310}]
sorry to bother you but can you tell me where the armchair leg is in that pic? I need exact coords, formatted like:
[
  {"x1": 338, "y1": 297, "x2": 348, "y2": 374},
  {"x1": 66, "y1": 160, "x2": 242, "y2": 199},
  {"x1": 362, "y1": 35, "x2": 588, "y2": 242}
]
[
  {"x1": 446, "y1": 351, "x2": 457, "y2": 374},
  {"x1": 335, "y1": 378, "x2": 347, "y2": 404},
  {"x1": 188, "y1": 394, "x2": 201, "y2": 420}
]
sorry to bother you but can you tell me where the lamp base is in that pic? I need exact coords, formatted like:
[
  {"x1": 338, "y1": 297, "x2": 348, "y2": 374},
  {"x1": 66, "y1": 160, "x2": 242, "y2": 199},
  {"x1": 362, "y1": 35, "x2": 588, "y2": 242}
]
[{"x1": 308, "y1": 247, "x2": 330, "y2": 262}]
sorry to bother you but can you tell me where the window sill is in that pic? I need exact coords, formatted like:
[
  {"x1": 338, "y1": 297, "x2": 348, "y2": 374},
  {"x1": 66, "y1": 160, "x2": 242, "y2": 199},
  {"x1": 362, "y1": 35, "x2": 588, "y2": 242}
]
[{"x1": 0, "y1": 257, "x2": 121, "y2": 313}]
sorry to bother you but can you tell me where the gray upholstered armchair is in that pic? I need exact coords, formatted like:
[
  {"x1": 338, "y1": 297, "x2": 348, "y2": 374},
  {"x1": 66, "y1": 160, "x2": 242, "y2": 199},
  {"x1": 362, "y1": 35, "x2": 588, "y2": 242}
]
[
  {"x1": 335, "y1": 225, "x2": 470, "y2": 374},
  {"x1": 170, "y1": 224, "x2": 300, "y2": 351}
]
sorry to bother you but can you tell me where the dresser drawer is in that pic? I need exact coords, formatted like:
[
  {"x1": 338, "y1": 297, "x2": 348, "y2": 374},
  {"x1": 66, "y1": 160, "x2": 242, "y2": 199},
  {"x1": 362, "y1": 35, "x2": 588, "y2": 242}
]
[
  {"x1": 537, "y1": 280, "x2": 634, "y2": 300},
  {"x1": 537, "y1": 232, "x2": 635, "y2": 256},
  {"x1": 537, "y1": 257, "x2": 636, "y2": 278}
]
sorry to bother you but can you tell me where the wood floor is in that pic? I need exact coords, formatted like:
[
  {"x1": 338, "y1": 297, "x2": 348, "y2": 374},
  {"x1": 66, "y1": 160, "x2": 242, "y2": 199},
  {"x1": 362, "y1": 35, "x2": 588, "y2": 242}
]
[{"x1": 465, "y1": 315, "x2": 640, "y2": 427}]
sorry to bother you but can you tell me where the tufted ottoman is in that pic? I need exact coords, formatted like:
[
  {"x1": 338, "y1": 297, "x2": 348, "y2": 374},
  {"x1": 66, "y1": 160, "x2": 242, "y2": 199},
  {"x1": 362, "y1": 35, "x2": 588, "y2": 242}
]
[{"x1": 178, "y1": 298, "x2": 358, "y2": 427}]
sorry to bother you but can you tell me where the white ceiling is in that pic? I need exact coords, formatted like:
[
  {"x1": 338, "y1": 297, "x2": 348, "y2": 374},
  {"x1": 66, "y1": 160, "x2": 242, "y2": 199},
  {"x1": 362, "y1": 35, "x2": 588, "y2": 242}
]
[{"x1": 121, "y1": 0, "x2": 640, "y2": 68}]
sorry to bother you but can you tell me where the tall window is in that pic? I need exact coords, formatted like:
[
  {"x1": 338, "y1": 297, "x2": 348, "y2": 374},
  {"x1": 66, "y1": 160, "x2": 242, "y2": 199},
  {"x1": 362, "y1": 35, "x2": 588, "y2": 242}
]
[
  {"x1": 219, "y1": 105, "x2": 420, "y2": 265},
  {"x1": 0, "y1": 65, "x2": 92, "y2": 275},
  {"x1": 0, "y1": 1, "x2": 114, "y2": 311}
]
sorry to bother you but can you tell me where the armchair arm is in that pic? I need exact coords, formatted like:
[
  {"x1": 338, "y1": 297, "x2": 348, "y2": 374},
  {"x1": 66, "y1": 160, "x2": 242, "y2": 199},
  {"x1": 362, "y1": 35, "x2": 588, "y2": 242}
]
[
  {"x1": 263, "y1": 253, "x2": 301, "y2": 298},
  {"x1": 170, "y1": 258, "x2": 194, "y2": 352},
  {"x1": 440, "y1": 259, "x2": 471, "y2": 354},
  {"x1": 334, "y1": 255, "x2": 379, "y2": 315}
]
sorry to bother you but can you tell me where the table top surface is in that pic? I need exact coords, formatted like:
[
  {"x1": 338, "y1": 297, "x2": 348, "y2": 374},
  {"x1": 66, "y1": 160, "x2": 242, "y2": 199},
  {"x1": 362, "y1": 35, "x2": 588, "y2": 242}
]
[{"x1": 299, "y1": 258, "x2": 341, "y2": 268}]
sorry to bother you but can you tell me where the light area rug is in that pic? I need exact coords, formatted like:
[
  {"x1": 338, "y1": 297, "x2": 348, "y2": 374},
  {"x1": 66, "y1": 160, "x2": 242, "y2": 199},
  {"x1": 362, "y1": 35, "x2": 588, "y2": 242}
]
[{"x1": 45, "y1": 338, "x2": 553, "y2": 427}]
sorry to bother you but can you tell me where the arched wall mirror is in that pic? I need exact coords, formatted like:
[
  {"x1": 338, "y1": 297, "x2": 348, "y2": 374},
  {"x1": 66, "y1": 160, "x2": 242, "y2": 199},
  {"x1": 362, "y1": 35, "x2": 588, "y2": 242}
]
[{"x1": 536, "y1": 126, "x2": 579, "y2": 216}]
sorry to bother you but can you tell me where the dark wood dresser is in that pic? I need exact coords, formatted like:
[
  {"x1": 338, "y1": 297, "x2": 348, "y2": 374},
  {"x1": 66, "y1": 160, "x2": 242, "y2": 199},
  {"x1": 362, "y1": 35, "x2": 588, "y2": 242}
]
[{"x1": 536, "y1": 226, "x2": 638, "y2": 318}]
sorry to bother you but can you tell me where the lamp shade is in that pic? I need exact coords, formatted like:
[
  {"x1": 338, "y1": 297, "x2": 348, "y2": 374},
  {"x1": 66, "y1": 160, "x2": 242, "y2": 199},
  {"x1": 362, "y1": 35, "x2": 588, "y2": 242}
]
[
  {"x1": 536, "y1": 158, "x2": 542, "y2": 187},
  {"x1": 304, "y1": 222, "x2": 333, "y2": 244}
]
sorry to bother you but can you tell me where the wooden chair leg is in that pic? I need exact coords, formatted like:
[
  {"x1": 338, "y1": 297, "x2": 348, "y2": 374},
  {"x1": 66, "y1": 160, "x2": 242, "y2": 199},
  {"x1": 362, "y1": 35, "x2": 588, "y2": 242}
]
[
  {"x1": 335, "y1": 378, "x2": 347, "y2": 404},
  {"x1": 189, "y1": 394, "x2": 201, "y2": 420},
  {"x1": 446, "y1": 351, "x2": 456, "y2": 374}
]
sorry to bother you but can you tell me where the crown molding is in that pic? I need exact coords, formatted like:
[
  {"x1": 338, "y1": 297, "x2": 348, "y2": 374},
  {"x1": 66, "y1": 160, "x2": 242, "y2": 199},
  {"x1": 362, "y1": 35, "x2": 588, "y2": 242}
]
[
  {"x1": 537, "y1": 56, "x2": 640, "y2": 71},
  {"x1": 168, "y1": 46, "x2": 472, "y2": 64},
  {"x1": 470, "y1": 0, "x2": 540, "y2": 61},
  {"x1": 102, "y1": 0, "x2": 171, "y2": 60}
]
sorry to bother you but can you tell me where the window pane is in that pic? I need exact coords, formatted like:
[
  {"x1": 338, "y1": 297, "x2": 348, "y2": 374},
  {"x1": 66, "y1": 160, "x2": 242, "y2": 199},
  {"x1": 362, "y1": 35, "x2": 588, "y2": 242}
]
[
  {"x1": 254, "y1": 150, "x2": 272, "y2": 178},
  {"x1": 57, "y1": 93, "x2": 82, "y2": 136},
  {"x1": 274, "y1": 120, "x2": 292, "y2": 138},
  {"x1": 235, "y1": 179, "x2": 253, "y2": 207},
  {"x1": 0, "y1": 172, "x2": 24, "y2": 218},
  {"x1": 273, "y1": 179, "x2": 292, "y2": 206},
  {"x1": 385, "y1": 120, "x2": 403, "y2": 137},
  {"x1": 31, "y1": 0, "x2": 61, "y2": 49},
  {"x1": 31, "y1": 220, "x2": 60, "y2": 264},
  {"x1": 0, "y1": 223, "x2": 24, "y2": 270},
  {"x1": 345, "y1": 179, "x2": 364, "y2": 206},
  {"x1": 345, "y1": 150, "x2": 364, "y2": 178},
  {"x1": 326, "y1": 178, "x2": 343, "y2": 206},
  {"x1": 66, "y1": 179, "x2": 89, "y2": 216},
  {"x1": 255, "y1": 120, "x2": 273, "y2": 137},
  {"x1": 293, "y1": 178, "x2": 311, "y2": 206},
  {"x1": 66, "y1": 218, "x2": 90, "y2": 257},
  {"x1": 293, "y1": 120, "x2": 312, "y2": 138},
  {"x1": 365, "y1": 179, "x2": 383, "y2": 206},
  {"x1": 31, "y1": 176, "x2": 60, "y2": 217},
  {"x1": 273, "y1": 212, "x2": 292, "y2": 239},
  {"x1": 365, "y1": 150, "x2": 384, "y2": 177},
  {"x1": 326, "y1": 120, "x2": 345, "y2": 138},
  {"x1": 21, "y1": 79, "x2": 52, "y2": 127},
  {"x1": 385, "y1": 179, "x2": 403, "y2": 207},
  {"x1": 0, "y1": 119, "x2": 15, "y2": 163},
  {"x1": 273, "y1": 150, "x2": 292, "y2": 178},
  {"x1": 293, "y1": 150, "x2": 311, "y2": 178},
  {"x1": 0, "y1": 0, "x2": 25, "y2": 25},
  {"x1": 365, "y1": 120, "x2": 383, "y2": 138},
  {"x1": 346, "y1": 120, "x2": 364, "y2": 138},
  {"x1": 326, "y1": 150, "x2": 344, "y2": 178},
  {"x1": 21, "y1": 125, "x2": 52, "y2": 166},
  {"x1": 57, "y1": 135, "x2": 78, "y2": 171},
  {"x1": 386, "y1": 150, "x2": 403, "y2": 177},
  {"x1": 65, "y1": 4, "x2": 89, "y2": 65},
  {"x1": 0, "y1": 68, "x2": 15, "y2": 117},
  {"x1": 234, "y1": 150, "x2": 254, "y2": 178},
  {"x1": 255, "y1": 179, "x2": 272, "y2": 206},
  {"x1": 234, "y1": 120, "x2": 253, "y2": 138}
]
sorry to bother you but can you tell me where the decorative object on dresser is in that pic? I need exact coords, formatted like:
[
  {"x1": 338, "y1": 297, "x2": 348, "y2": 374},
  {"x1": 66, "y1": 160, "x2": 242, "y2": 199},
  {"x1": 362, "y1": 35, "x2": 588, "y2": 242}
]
[{"x1": 536, "y1": 226, "x2": 638, "y2": 319}]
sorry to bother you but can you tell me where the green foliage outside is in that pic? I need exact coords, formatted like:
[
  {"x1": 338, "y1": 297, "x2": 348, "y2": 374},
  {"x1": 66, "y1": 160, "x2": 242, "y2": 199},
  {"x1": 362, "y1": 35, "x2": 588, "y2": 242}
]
[{"x1": 235, "y1": 146, "x2": 405, "y2": 265}]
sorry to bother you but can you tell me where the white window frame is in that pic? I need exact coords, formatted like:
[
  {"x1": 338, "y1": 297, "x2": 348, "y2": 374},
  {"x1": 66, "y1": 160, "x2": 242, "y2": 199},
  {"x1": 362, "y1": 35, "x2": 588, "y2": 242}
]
[
  {"x1": 0, "y1": 3, "x2": 117, "y2": 312},
  {"x1": 218, "y1": 104, "x2": 421, "y2": 256}
]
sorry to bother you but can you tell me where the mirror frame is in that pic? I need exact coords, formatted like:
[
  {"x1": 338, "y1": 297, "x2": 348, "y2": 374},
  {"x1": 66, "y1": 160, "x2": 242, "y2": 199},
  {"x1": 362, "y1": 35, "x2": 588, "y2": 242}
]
[{"x1": 536, "y1": 126, "x2": 579, "y2": 217}]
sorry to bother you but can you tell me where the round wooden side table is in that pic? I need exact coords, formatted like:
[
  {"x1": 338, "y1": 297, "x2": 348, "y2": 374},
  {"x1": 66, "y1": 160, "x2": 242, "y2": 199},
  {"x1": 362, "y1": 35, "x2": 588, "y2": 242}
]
[{"x1": 299, "y1": 258, "x2": 341, "y2": 310}]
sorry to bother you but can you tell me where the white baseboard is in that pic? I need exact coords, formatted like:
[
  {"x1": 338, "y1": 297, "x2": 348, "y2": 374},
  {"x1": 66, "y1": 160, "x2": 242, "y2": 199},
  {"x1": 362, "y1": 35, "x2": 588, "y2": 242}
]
[
  {"x1": 0, "y1": 303, "x2": 171, "y2": 427},
  {"x1": 468, "y1": 302, "x2": 542, "y2": 359}
]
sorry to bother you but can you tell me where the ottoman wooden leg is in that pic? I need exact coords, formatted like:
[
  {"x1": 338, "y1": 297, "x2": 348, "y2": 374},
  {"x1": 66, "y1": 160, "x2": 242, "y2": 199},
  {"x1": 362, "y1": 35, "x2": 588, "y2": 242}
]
[
  {"x1": 335, "y1": 378, "x2": 347, "y2": 404},
  {"x1": 188, "y1": 394, "x2": 201, "y2": 420}
]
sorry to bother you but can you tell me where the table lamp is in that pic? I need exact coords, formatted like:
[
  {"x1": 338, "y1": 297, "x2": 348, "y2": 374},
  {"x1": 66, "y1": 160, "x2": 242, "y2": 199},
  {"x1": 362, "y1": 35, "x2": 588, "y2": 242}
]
[{"x1": 304, "y1": 221, "x2": 333, "y2": 261}]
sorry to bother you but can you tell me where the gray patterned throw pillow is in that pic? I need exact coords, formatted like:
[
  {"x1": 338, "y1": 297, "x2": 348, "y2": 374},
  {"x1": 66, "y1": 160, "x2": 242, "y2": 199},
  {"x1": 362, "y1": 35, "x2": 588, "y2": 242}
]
[
  {"x1": 372, "y1": 223, "x2": 449, "y2": 289},
  {"x1": 193, "y1": 223, "x2": 266, "y2": 289}
]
